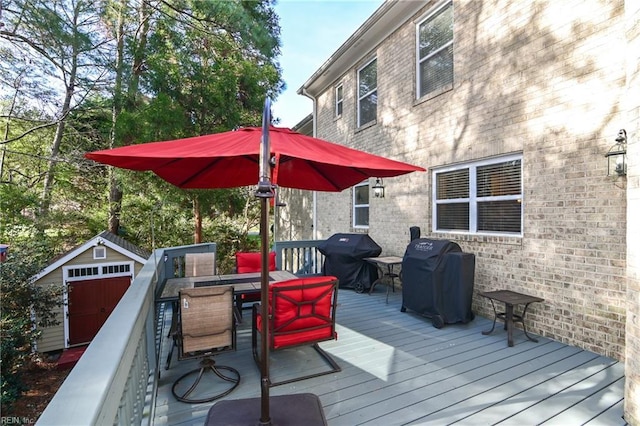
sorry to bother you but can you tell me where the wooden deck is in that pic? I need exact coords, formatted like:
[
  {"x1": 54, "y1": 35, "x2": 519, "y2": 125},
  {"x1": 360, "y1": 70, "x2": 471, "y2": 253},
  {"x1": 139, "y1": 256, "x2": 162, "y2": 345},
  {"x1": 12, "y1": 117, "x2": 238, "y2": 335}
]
[{"x1": 152, "y1": 287, "x2": 626, "y2": 425}]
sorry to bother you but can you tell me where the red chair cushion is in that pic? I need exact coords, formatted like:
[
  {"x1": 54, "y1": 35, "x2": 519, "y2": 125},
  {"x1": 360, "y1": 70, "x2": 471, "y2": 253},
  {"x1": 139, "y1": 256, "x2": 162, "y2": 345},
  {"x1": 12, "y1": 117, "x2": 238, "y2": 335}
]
[
  {"x1": 236, "y1": 251, "x2": 276, "y2": 273},
  {"x1": 256, "y1": 276, "x2": 338, "y2": 349}
]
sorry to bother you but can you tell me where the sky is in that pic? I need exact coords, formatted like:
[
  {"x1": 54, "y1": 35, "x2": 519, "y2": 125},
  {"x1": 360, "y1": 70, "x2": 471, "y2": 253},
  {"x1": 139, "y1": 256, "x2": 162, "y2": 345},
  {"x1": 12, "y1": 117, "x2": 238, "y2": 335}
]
[{"x1": 271, "y1": 0, "x2": 384, "y2": 128}]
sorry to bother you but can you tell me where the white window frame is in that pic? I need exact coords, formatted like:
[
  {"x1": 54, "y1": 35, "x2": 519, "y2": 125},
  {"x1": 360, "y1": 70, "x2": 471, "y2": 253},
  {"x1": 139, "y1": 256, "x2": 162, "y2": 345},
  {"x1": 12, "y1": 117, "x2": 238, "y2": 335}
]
[
  {"x1": 93, "y1": 246, "x2": 106, "y2": 259},
  {"x1": 353, "y1": 181, "x2": 369, "y2": 229},
  {"x1": 335, "y1": 84, "x2": 343, "y2": 117},
  {"x1": 432, "y1": 153, "x2": 523, "y2": 236},
  {"x1": 357, "y1": 58, "x2": 377, "y2": 127},
  {"x1": 65, "y1": 261, "x2": 134, "y2": 281},
  {"x1": 416, "y1": 1, "x2": 454, "y2": 99}
]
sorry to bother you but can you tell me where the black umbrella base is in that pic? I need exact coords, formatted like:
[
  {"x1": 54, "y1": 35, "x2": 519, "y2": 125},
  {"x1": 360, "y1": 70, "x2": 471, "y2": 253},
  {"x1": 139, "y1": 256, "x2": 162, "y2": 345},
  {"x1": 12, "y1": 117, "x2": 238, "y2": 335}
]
[{"x1": 205, "y1": 393, "x2": 327, "y2": 426}]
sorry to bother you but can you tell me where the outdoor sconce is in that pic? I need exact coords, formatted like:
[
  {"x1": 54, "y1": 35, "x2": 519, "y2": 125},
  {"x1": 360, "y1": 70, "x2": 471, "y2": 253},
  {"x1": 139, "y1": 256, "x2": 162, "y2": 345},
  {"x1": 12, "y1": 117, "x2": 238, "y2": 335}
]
[
  {"x1": 372, "y1": 178, "x2": 385, "y2": 198},
  {"x1": 605, "y1": 129, "x2": 627, "y2": 177}
]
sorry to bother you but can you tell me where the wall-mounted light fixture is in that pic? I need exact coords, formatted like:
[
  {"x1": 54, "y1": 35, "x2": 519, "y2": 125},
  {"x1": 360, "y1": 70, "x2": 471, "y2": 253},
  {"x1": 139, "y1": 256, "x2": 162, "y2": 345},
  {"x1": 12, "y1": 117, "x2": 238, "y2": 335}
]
[
  {"x1": 605, "y1": 129, "x2": 627, "y2": 177},
  {"x1": 372, "y1": 178, "x2": 385, "y2": 198}
]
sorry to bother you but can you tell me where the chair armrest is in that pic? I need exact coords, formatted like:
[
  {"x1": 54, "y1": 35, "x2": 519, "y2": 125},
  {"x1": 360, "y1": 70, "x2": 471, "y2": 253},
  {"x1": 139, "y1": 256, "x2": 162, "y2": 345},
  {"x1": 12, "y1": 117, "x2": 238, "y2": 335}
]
[{"x1": 251, "y1": 303, "x2": 261, "y2": 325}]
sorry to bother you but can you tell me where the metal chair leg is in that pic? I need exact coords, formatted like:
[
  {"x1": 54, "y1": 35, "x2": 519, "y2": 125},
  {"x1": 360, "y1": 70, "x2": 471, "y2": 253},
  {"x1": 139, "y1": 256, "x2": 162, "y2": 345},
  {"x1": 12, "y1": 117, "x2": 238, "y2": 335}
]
[{"x1": 171, "y1": 358, "x2": 240, "y2": 404}]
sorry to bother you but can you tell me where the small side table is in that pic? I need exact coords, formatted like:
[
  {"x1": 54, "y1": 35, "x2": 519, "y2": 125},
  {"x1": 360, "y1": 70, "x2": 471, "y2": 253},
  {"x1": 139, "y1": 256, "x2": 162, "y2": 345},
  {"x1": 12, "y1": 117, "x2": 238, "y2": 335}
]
[
  {"x1": 480, "y1": 290, "x2": 544, "y2": 347},
  {"x1": 364, "y1": 256, "x2": 403, "y2": 303}
]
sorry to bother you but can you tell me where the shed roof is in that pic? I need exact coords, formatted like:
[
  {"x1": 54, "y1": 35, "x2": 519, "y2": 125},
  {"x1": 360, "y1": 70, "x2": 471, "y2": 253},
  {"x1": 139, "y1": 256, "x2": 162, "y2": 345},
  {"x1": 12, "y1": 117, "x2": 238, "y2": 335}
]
[{"x1": 33, "y1": 231, "x2": 150, "y2": 281}]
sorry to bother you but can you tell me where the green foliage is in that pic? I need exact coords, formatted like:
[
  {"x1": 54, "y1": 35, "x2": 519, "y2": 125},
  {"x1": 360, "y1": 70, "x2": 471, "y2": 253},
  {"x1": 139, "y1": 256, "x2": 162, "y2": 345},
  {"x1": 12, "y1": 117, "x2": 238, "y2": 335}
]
[
  {"x1": 0, "y1": 239, "x2": 63, "y2": 408},
  {"x1": 1, "y1": 316, "x2": 30, "y2": 406},
  {"x1": 0, "y1": 181, "x2": 41, "y2": 232},
  {"x1": 1, "y1": 0, "x2": 285, "y2": 269},
  {"x1": 143, "y1": 0, "x2": 283, "y2": 133},
  {"x1": 111, "y1": 183, "x2": 263, "y2": 267},
  {"x1": 116, "y1": 94, "x2": 190, "y2": 145},
  {"x1": 205, "y1": 210, "x2": 262, "y2": 274}
]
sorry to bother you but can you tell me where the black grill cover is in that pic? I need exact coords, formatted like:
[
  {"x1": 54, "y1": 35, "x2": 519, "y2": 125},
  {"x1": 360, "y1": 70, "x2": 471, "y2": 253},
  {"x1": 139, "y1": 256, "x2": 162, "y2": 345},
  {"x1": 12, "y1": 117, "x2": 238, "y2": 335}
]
[
  {"x1": 318, "y1": 233, "x2": 382, "y2": 291},
  {"x1": 401, "y1": 239, "x2": 475, "y2": 326}
]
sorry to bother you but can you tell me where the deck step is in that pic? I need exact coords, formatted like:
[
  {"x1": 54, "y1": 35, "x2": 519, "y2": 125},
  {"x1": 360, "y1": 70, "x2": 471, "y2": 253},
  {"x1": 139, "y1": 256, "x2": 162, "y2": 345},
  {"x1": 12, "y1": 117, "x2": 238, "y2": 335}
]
[{"x1": 57, "y1": 346, "x2": 87, "y2": 370}]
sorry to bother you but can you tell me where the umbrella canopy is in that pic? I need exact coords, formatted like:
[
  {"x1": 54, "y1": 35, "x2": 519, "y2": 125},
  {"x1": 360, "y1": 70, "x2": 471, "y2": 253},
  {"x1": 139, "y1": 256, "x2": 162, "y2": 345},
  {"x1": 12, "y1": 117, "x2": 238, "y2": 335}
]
[{"x1": 85, "y1": 126, "x2": 425, "y2": 191}]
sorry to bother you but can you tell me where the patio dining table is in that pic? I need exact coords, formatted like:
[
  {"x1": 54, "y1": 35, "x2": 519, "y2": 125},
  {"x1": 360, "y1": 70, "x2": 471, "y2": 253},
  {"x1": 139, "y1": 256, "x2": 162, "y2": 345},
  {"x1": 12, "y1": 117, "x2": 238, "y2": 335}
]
[
  {"x1": 157, "y1": 269, "x2": 297, "y2": 369},
  {"x1": 157, "y1": 269, "x2": 297, "y2": 308}
]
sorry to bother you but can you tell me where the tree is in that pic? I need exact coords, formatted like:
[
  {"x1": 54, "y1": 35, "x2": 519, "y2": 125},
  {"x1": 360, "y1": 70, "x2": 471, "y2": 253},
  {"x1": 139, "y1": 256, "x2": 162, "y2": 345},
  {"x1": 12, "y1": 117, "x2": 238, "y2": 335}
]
[
  {"x1": 142, "y1": 0, "x2": 283, "y2": 242},
  {"x1": 98, "y1": 0, "x2": 284, "y2": 241},
  {"x1": 0, "y1": 0, "x2": 115, "y2": 217},
  {"x1": 103, "y1": 0, "x2": 152, "y2": 234},
  {"x1": 144, "y1": 0, "x2": 282, "y2": 132}
]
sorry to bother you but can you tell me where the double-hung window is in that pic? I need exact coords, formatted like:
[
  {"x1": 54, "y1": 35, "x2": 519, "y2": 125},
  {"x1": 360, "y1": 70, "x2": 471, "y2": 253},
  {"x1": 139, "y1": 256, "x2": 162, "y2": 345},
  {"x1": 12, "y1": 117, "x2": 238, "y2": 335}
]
[
  {"x1": 417, "y1": 1, "x2": 454, "y2": 98},
  {"x1": 433, "y1": 154, "x2": 523, "y2": 235},
  {"x1": 357, "y1": 58, "x2": 377, "y2": 127},
  {"x1": 335, "y1": 84, "x2": 343, "y2": 117},
  {"x1": 353, "y1": 182, "x2": 369, "y2": 228}
]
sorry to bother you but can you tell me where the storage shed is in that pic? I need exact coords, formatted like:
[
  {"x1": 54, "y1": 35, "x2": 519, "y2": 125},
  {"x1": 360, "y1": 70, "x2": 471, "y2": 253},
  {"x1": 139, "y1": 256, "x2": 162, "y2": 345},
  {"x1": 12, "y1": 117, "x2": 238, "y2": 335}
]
[{"x1": 32, "y1": 231, "x2": 149, "y2": 352}]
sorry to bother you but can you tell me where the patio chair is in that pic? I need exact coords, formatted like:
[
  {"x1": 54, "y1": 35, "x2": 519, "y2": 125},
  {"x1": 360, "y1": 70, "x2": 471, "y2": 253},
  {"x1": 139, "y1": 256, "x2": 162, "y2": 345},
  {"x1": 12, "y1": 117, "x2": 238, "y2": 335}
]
[
  {"x1": 251, "y1": 276, "x2": 341, "y2": 387},
  {"x1": 164, "y1": 252, "x2": 217, "y2": 370},
  {"x1": 171, "y1": 285, "x2": 240, "y2": 403},
  {"x1": 184, "y1": 252, "x2": 216, "y2": 277},
  {"x1": 235, "y1": 250, "x2": 276, "y2": 273},
  {"x1": 234, "y1": 251, "x2": 277, "y2": 314}
]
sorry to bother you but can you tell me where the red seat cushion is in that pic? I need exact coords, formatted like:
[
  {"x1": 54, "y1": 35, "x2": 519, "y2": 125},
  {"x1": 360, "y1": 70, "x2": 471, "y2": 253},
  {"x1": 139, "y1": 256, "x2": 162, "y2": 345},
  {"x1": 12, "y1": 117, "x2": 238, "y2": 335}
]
[
  {"x1": 236, "y1": 251, "x2": 276, "y2": 273},
  {"x1": 256, "y1": 276, "x2": 338, "y2": 349}
]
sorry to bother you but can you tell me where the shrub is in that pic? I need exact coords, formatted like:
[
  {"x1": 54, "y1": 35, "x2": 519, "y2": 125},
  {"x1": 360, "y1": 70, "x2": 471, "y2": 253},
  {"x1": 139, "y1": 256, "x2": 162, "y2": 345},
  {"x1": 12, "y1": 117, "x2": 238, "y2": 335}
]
[{"x1": 0, "y1": 241, "x2": 62, "y2": 409}]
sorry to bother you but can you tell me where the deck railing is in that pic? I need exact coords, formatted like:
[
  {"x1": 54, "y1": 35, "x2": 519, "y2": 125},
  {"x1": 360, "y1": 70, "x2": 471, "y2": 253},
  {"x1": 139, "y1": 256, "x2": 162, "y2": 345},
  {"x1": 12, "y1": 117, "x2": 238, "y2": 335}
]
[
  {"x1": 274, "y1": 239, "x2": 325, "y2": 276},
  {"x1": 36, "y1": 240, "x2": 320, "y2": 426}
]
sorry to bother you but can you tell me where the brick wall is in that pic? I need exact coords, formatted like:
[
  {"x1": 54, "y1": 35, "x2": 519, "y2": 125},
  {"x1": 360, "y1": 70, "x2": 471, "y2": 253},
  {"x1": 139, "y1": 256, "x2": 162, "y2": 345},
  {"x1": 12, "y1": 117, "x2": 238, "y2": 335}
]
[
  {"x1": 624, "y1": 0, "x2": 640, "y2": 422},
  {"x1": 274, "y1": 188, "x2": 314, "y2": 241},
  {"x1": 310, "y1": 0, "x2": 630, "y2": 361}
]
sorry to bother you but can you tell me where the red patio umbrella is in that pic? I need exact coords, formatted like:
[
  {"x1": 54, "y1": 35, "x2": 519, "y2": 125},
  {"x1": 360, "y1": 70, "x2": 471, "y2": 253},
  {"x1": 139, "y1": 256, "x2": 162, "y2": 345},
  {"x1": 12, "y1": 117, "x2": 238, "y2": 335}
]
[
  {"x1": 86, "y1": 99, "x2": 425, "y2": 425},
  {"x1": 85, "y1": 126, "x2": 424, "y2": 192}
]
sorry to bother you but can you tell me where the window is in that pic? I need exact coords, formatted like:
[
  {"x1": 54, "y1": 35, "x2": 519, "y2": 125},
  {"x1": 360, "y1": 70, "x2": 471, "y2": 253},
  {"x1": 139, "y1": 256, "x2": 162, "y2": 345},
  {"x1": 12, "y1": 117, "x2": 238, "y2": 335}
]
[
  {"x1": 353, "y1": 182, "x2": 369, "y2": 228},
  {"x1": 433, "y1": 154, "x2": 522, "y2": 235},
  {"x1": 357, "y1": 58, "x2": 377, "y2": 127},
  {"x1": 335, "y1": 84, "x2": 343, "y2": 117},
  {"x1": 417, "y1": 2, "x2": 453, "y2": 98},
  {"x1": 68, "y1": 267, "x2": 100, "y2": 278},
  {"x1": 102, "y1": 264, "x2": 131, "y2": 275},
  {"x1": 93, "y1": 246, "x2": 106, "y2": 259}
]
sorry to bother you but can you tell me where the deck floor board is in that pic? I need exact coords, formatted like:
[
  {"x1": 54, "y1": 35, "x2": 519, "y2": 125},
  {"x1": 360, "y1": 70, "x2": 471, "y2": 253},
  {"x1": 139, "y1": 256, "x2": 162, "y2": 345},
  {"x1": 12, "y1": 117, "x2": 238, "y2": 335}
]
[{"x1": 152, "y1": 287, "x2": 626, "y2": 426}]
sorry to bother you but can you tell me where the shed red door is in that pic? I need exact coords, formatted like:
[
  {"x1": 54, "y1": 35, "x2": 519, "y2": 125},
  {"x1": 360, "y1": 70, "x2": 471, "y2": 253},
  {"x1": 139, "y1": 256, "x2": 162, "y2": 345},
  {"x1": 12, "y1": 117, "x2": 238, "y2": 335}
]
[{"x1": 67, "y1": 276, "x2": 131, "y2": 346}]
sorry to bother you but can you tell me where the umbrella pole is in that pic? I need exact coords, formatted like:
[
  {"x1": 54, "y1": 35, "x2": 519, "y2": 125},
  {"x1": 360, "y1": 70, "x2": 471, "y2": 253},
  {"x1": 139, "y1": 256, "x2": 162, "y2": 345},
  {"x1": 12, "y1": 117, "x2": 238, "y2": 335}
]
[
  {"x1": 258, "y1": 96, "x2": 273, "y2": 425},
  {"x1": 259, "y1": 196, "x2": 271, "y2": 425}
]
